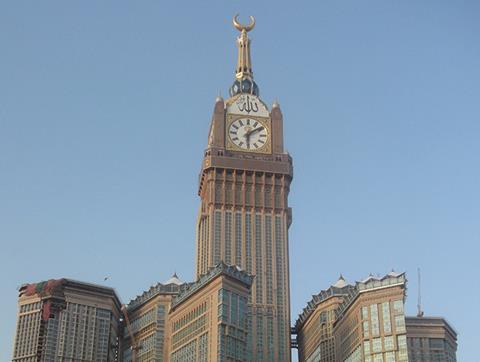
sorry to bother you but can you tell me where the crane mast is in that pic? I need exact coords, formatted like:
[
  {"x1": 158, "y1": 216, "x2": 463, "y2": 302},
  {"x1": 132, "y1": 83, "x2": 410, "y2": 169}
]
[{"x1": 121, "y1": 305, "x2": 141, "y2": 362}]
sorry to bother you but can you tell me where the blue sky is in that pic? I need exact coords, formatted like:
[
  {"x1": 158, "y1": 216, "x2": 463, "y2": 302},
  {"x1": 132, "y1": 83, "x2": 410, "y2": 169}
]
[{"x1": 1, "y1": 1, "x2": 479, "y2": 360}]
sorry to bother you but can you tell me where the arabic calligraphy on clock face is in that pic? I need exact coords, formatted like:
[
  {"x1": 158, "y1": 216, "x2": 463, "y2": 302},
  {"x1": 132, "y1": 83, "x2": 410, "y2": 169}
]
[{"x1": 228, "y1": 94, "x2": 269, "y2": 117}]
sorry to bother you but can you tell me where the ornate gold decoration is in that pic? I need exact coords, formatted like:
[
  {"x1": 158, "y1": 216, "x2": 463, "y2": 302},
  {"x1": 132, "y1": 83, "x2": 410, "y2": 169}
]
[
  {"x1": 232, "y1": 14, "x2": 255, "y2": 81},
  {"x1": 225, "y1": 114, "x2": 271, "y2": 154},
  {"x1": 233, "y1": 14, "x2": 255, "y2": 32}
]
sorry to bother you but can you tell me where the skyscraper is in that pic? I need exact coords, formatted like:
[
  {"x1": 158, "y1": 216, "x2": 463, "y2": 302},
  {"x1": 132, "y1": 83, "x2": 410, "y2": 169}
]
[
  {"x1": 122, "y1": 274, "x2": 190, "y2": 361},
  {"x1": 295, "y1": 272, "x2": 410, "y2": 362},
  {"x1": 195, "y1": 15, "x2": 293, "y2": 361},
  {"x1": 406, "y1": 316, "x2": 457, "y2": 362},
  {"x1": 294, "y1": 276, "x2": 354, "y2": 362},
  {"x1": 12, "y1": 279, "x2": 122, "y2": 362},
  {"x1": 167, "y1": 262, "x2": 253, "y2": 362}
]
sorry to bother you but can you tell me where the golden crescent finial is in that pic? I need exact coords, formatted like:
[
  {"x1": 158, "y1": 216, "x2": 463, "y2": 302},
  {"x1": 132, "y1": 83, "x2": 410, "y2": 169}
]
[{"x1": 233, "y1": 14, "x2": 255, "y2": 32}]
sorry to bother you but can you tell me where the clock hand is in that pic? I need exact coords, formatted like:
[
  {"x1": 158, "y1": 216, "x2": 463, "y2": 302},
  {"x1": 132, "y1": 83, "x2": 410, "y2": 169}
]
[
  {"x1": 249, "y1": 126, "x2": 264, "y2": 135},
  {"x1": 246, "y1": 132, "x2": 251, "y2": 148},
  {"x1": 245, "y1": 126, "x2": 264, "y2": 138}
]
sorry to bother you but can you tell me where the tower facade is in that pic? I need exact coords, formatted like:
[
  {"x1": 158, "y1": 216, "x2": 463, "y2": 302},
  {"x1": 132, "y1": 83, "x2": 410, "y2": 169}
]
[
  {"x1": 195, "y1": 16, "x2": 293, "y2": 361},
  {"x1": 406, "y1": 316, "x2": 457, "y2": 362},
  {"x1": 12, "y1": 279, "x2": 122, "y2": 362},
  {"x1": 122, "y1": 274, "x2": 190, "y2": 362}
]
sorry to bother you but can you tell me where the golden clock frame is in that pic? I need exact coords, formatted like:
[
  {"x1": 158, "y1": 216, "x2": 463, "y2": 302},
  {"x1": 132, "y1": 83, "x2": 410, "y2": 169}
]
[{"x1": 225, "y1": 113, "x2": 272, "y2": 154}]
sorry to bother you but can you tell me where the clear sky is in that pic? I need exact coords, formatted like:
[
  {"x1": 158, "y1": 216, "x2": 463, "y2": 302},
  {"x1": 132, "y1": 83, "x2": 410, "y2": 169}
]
[{"x1": 1, "y1": 1, "x2": 479, "y2": 360}]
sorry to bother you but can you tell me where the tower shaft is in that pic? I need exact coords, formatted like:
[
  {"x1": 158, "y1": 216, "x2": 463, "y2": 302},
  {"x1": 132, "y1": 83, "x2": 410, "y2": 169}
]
[
  {"x1": 195, "y1": 16, "x2": 293, "y2": 361},
  {"x1": 196, "y1": 166, "x2": 292, "y2": 361}
]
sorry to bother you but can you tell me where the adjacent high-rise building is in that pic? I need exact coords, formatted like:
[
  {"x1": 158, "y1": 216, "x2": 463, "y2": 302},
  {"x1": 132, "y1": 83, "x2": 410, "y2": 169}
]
[
  {"x1": 294, "y1": 276, "x2": 354, "y2": 362},
  {"x1": 12, "y1": 278, "x2": 122, "y2": 362},
  {"x1": 406, "y1": 316, "x2": 457, "y2": 362},
  {"x1": 167, "y1": 262, "x2": 253, "y2": 362},
  {"x1": 122, "y1": 274, "x2": 190, "y2": 362},
  {"x1": 294, "y1": 273, "x2": 459, "y2": 362},
  {"x1": 333, "y1": 272, "x2": 409, "y2": 362},
  {"x1": 195, "y1": 15, "x2": 293, "y2": 361},
  {"x1": 295, "y1": 272, "x2": 410, "y2": 362}
]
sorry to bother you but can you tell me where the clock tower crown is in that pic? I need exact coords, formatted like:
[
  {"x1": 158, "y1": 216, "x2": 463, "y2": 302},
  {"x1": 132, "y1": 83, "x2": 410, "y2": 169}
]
[{"x1": 201, "y1": 15, "x2": 291, "y2": 182}]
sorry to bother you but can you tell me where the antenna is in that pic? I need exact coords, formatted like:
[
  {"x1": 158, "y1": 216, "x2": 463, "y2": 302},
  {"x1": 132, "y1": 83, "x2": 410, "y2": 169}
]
[{"x1": 417, "y1": 267, "x2": 424, "y2": 317}]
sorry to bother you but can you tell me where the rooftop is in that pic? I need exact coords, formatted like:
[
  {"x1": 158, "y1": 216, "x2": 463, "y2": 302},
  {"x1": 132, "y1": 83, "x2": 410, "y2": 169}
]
[
  {"x1": 335, "y1": 271, "x2": 406, "y2": 321},
  {"x1": 295, "y1": 275, "x2": 354, "y2": 331},
  {"x1": 405, "y1": 315, "x2": 458, "y2": 337},
  {"x1": 295, "y1": 271, "x2": 407, "y2": 332},
  {"x1": 171, "y1": 262, "x2": 254, "y2": 309},
  {"x1": 18, "y1": 278, "x2": 122, "y2": 309},
  {"x1": 164, "y1": 272, "x2": 184, "y2": 286},
  {"x1": 127, "y1": 274, "x2": 192, "y2": 311}
]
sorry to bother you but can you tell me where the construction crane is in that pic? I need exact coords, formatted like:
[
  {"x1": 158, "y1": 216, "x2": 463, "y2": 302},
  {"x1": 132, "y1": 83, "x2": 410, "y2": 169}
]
[
  {"x1": 121, "y1": 305, "x2": 141, "y2": 362},
  {"x1": 417, "y1": 267, "x2": 424, "y2": 317}
]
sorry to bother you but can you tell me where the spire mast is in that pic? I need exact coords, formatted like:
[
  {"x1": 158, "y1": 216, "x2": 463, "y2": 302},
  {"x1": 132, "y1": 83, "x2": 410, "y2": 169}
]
[
  {"x1": 230, "y1": 14, "x2": 259, "y2": 97},
  {"x1": 233, "y1": 14, "x2": 255, "y2": 81}
]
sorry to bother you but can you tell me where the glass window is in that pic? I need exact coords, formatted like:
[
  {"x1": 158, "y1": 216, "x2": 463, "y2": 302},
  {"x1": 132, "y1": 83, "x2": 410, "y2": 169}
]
[
  {"x1": 384, "y1": 336, "x2": 394, "y2": 351},
  {"x1": 385, "y1": 351, "x2": 395, "y2": 362},
  {"x1": 364, "y1": 340, "x2": 371, "y2": 355},
  {"x1": 393, "y1": 300, "x2": 404, "y2": 314},
  {"x1": 430, "y1": 338, "x2": 444, "y2": 349},
  {"x1": 370, "y1": 304, "x2": 380, "y2": 336},
  {"x1": 319, "y1": 311, "x2": 327, "y2": 324},
  {"x1": 362, "y1": 306, "x2": 369, "y2": 319},
  {"x1": 363, "y1": 321, "x2": 370, "y2": 338},
  {"x1": 383, "y1": 320, "x2": 391, "y2": 335},
  {"x1": 382, "y1": 301, "x2": 391, "y2": 335},
  {"x1": 372, "y1": 337, "x2": 382, "y2": 353},
  {"x1": 398, "y1": 334, "x2": 408, "y2": 362},
  {"x1": 382, "y1": 302, "x2": 390, "y2": 317},
  {"x1": 394, "y1": 315, "x2": 406, "y2": 333}
]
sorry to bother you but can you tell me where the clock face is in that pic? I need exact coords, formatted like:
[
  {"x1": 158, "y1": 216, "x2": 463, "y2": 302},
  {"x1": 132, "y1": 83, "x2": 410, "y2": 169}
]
[{"x1": 228, "y1": 117, "x2": 269, "y2": 151}]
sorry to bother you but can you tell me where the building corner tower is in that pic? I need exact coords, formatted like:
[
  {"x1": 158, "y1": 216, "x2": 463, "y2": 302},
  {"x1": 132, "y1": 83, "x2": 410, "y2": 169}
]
[{"x1": 195, "y1": 15, "x2": 293, "y2": 361}]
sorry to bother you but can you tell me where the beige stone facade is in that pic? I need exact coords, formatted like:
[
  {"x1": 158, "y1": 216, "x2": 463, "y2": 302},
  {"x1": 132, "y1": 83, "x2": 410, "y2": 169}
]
[
  {"x1": 122, "y1": 275, "x2": 190, "y2": 362},
  {"x1": 333, "y1": 273, "x2": 408, "y2": 362},
  {"x1": 295, "y1": 277, "x2": 353, "y2": 362},
  {"x1": 295, "y1": 273, "x2": 410, "y2": 362},
  {"x1": 166, "y1": 263, "x2": 253, "y2": 362},
  {"x1": 12, "y1": 279, "x2": 122, "y2": 362}
]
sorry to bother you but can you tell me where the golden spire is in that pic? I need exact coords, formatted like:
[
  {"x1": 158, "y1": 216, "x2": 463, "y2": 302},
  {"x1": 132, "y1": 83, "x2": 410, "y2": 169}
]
[
  {"x1": 233, "y1": 14, "x2": 255, "y2": 80},
  {"x1": 230, "y1": 14, "x2": 259, "y2": 96}
]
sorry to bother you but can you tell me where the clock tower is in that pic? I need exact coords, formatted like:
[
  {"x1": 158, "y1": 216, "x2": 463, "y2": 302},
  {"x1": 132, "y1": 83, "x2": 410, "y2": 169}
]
[{"x1": 196, "y1": 15, "x2": 293, "y2": 361}]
